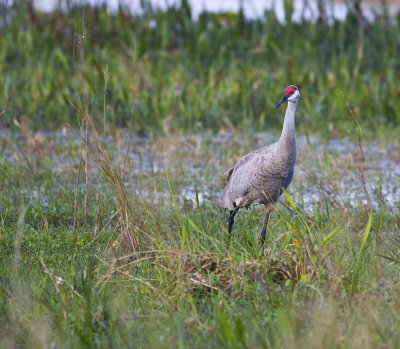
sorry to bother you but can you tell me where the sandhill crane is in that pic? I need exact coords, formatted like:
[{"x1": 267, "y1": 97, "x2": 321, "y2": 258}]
[{"x1": 223, "y1": 85, "x2": 301, "y2": 255}]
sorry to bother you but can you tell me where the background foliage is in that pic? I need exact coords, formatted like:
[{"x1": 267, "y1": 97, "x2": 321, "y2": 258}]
[{"x1": 0, "y1": 0, "x2": 399, "y2": 136}]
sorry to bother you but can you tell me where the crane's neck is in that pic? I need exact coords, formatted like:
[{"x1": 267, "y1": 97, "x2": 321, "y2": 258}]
[{"x1": 278, "y1": 101, "x2": 298, "y2": 148}]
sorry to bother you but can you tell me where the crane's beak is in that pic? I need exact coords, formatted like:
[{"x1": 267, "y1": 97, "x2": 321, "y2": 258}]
[{"x1": 276, "y1": 94, "x2": 289, "y2": 108}]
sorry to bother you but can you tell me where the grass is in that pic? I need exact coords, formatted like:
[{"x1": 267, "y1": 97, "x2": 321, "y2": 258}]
[
  {"x1": 0, "y1": 120, "x2": 399, "y2": 348},
  {"x1": 0, "y1": 1, "x2": 399, "y2": 137}
]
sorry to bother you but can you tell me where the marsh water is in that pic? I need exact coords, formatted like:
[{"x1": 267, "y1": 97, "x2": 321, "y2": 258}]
[
  {"x1": 34, "y1": 0, "x2": 400, "y2": 21},
  {"x1": 2, "y1": 128, "x2": 399, "y2": 213}
]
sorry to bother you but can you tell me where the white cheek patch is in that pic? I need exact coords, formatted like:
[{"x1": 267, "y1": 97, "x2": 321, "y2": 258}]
[{"x1": 288, "y1": 90, "x2": 300, "y2": 102}]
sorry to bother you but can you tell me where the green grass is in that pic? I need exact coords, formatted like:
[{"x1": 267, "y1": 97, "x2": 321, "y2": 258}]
[
  {"x1": 0, "y1": 1, "x2": 399, "y2": 137},
  {"x1": 1, "y1": 190, "x2": 399, "y2": 348},
  {"x1": 0, "y1": 125, "x2": 399, "y2": 348}
]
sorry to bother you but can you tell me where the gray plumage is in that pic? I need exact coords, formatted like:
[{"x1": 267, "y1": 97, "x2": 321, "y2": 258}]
[{"x1": 222, "y1": 86, "x2": 301, "y2": 254}]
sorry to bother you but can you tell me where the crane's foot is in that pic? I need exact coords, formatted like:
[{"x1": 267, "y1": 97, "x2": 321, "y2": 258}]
[
  {"x1": 227, "y1": 206, "x2": 240, "y2": 238},
  {"x1": 259, "y1": 208, "x2": 272, "y2": 257},
  {"x1": 260, "y1": 226, "x2": 267, "y2": 256}
]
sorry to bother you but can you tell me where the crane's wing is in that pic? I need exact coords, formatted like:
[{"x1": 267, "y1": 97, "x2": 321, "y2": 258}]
[
  {"x1": 223, "y1": 145, "x2": 273, "y2": 209},
  {"x1": 224, "y1": 167, "x2": 234, "y2": 184}
]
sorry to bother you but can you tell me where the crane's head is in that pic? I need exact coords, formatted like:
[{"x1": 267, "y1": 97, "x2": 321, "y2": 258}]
[{"x1": 276, "y1": 85, "x2": 300, "y2": 108}]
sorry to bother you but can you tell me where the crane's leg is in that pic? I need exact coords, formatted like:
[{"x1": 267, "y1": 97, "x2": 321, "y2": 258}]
[
  {"x1": 260, "y1": 208, "x2": 273, "y2": 256},
  {"x1": 228, "y1": 206, "x2": 240, "y2": 238}
]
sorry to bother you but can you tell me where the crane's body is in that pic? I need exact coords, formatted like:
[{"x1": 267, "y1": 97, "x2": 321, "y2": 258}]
[{"x1": 222, "y1": 85, "x2": 301, "y2": 254}]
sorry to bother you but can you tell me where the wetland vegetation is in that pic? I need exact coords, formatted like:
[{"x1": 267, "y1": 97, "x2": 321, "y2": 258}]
[{"x1": 0, "y1": 1, "x2": 399, "y2": 348}]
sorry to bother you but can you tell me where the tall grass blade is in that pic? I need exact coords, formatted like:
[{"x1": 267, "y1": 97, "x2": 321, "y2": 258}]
[{"x1": 350, "y1": 213, "x2": 373, "y2": 293}]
